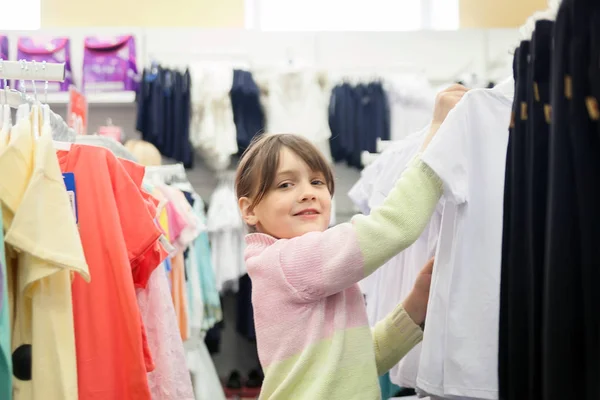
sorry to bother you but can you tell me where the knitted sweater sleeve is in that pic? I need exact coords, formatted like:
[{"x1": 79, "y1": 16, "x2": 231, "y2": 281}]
[
  {"x1": 372, "y1": 304, "x2": 423, "y2": 376},
  {"x1": 278, "y1": 157, "x2": 443, "y2": 302}
]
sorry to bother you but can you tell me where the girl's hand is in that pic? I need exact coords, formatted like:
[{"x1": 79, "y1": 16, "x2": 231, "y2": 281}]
[
  {"x1": 402, "y1": 258, "x2": 435, "y2": 326},
  {"x1": 420, "y1": 84, "x2": 469, "y2": 152}
]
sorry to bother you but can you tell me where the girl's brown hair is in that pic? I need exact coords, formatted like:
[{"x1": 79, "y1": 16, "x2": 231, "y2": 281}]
[{"x1": 235, "y1": 133, "x2": 335, "y2": 211}]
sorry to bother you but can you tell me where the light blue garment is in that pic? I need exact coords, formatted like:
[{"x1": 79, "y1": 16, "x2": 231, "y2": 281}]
[
  {"x1": 379, "y1": 372, "x2": 401, "y2": 399},
  {"x1": 0, "y1": 213, "x2": 12, "y2": 400},
  {"x1": 191, "y1": 196, "x2": 222, "y2": 331}
]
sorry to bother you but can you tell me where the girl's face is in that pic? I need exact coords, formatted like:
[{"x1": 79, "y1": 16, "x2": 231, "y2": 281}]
[{"x1": 239, "y1": 147, "x2": 332, "y2": 239}]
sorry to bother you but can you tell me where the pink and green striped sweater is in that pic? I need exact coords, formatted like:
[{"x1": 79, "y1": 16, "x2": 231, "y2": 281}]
[{"x1": 244, "y1": 158, "x2": 443, "y2": 399}]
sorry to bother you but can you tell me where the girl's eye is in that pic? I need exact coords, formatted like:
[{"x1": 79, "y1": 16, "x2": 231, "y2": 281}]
[
  {"x1": 278, "y1": 182, "x2": 292, "y2": 189},
  {"x1": 312, "y1": 180, "x2": 325, "y2": 186}
]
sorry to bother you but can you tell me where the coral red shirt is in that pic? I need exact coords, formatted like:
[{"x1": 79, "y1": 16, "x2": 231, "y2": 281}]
[{"x1": 57, "y1": 145, "x2": 167, "y2": 400}]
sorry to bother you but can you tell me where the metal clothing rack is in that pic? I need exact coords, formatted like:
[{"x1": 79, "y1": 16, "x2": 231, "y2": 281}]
[
  {"x1": 0, "y1": 60, "x2": 67, "y2": 107},
  {"x1": 0, "y1": 60, "x2": 66, "y2": 82},
  {"x1": 0, "y1": 60, "x2": 74, "y2": 141}
]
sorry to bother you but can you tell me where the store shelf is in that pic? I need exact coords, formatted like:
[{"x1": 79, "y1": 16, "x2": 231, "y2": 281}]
[{"x1": 44, "y1": 91, "x2": 136, "y2": 105}]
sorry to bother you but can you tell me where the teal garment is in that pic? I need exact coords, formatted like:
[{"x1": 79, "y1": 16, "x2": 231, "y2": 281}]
[
  {"x1": 0, "y1": 213, "x2": 12, "y2": 400},
  {"x1": 378, "y1": 372, "x2": 401, "y2": 400},
  {"x1": 191, "y1": 196, "x2": 222, "y2": 331}
]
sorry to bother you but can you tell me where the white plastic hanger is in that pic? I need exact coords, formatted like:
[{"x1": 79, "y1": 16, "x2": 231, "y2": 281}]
[
  {"x1": 30, "y1": 62, "x2": 42, "y2": 139},
  {"x1": 0, "y1": 61, "x2": 11, "y2": 145},
  {"x1": 17, "y1": 61, "x2": 30, "y2": 121},
  {"x1": 41, "y1": 63, "x2": 51, "y2": 135}
]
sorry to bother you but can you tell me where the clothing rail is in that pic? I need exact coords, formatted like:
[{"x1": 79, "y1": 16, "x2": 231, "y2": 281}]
[
  {"x1": 0, "y1": 60, "x2": 65, "y2": 82},
  {"x1": 0, "y1": 87, "x2": 76, "y2": 142}
]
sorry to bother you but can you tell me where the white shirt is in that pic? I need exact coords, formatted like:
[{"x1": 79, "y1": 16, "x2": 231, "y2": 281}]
[
  {"x1": 418, "y1": 84, "x2": 513, "y2": 399},
  {"x1": 189, "y1": 65, "x2": 237, "y2": 171},
  {"x1": 350, "y1": 126, "x2": 442, "y2": 388},
  {"x1": 385, "y1": 74, "x2": 435, "y2": 141},
  {"x1": 206, "y1": 179, "x2": 246, "y2": 292},
  {"x1": 263, "y1": 71, "x2": 333, "y2": 163}
]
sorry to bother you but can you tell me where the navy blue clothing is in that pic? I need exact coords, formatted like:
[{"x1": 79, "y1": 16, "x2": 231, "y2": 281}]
[
  {"x1": 328, "y1": 81, "x2": 390, "y2": 168},
  {"x1": 236, "y1": 274, "x2": 255, "y2": 341},
  {"x1": 230, "y1": 70, "x2": 265, "y2": 154},
  {"x1": 543, "y1": 2, "x2": 587, "y2": 398},
  {"x1": 498, "y1": 3, "x2": 600, "y2": 396},
  {"x1": 567, "y1": 1, "x2": 600, "y2": 397},
  {"x1": 500, "y1": 41, "x2": 531, "y2": 400},
  {"x1": 136, "y1": 65, "x2": 194, "y2": 168}
]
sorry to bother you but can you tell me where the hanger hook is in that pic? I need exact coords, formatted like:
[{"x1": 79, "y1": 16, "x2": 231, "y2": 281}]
[
  {"x1": 42, "y1": 61, "x2": 48, "y2": 104},
  {"x1": 1, "y1": 59, "x2": 8, "y2": 92},
  {"x1": 31, "y1": 61, "x2": 38, "y2": 102},
  {"x1": 19, "y1": 60, "x2": 27, "y2": 100}
]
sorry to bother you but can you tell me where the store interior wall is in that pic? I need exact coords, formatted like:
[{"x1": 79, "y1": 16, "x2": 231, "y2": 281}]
[
  {"x1": 40, "y1": 0, "x2": 245, "y2": 28},
  {"x1": 2, "y1": 27, "x2": 521, "y2": 221},
  {"x1": 459, "y1": 0, "x2": 548, "y2": 28}
]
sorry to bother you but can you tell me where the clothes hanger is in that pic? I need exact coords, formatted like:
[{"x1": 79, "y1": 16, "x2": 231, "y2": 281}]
[
  {"x1": 30, "y1": 62, "x2": 42, "y2": 140},
  {"x1": 0, "y1": 65, "x2": 7, "y2": 146},
  {"x1": 0, "y1": 62, "x2": 12, "y2": 145},
  {"x1": 9, "y1": 63, "x2": 28, "y2": 145},
  {"x1": 40, "y1": 62, "x2": 52, "y2": 136}
]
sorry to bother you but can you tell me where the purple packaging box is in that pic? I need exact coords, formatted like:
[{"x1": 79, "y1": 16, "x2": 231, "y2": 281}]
[
  {"x1": 0, "y1": 36, "x2": 8, "y2": 89},
  {"x1": 82, "y1": 35, "x2": 139, "y2": 93}
]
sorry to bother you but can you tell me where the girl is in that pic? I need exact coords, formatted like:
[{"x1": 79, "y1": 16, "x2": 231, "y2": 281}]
[{"x1": 236, "y1": 84, "x2": 468, "y2": 399}]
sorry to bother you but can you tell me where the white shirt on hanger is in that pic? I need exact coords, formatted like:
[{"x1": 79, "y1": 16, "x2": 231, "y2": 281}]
[
  {"x1": 350, "y1": 125, "x2": 442, "y2": 388},
  {"x1": 189, "y1": 65, "x2": 237, "y2": 171},
  {"x1": 264, "y1": 70, "x2": 333, "y2": 163},
  {"x1": 418, "y1": 84, "x2": 513, "y2": 400},
  {"x1": 206, "y1": 179, "x2": 247, "y2": 292},
  {"x1": 385, "y1": 74, "x2": 435, "y2": 141}
]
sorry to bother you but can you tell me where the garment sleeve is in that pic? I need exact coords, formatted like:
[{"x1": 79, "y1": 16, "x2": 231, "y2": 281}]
[
  {"x1": 372, "y1": 303, "x2": 423, "y2": 376},
  {"x1": 111, "y1": 157, "x2": 168, "y2": 289},
  {"x1": 420, "y1": 100, "x2": 469, "y2": 204},
  {"x1": 278, "y1": 159, "x2": 442, "y2": 302}
]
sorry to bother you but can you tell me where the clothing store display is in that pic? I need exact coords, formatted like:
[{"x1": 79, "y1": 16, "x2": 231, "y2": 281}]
[
  {"x1": 244, "y1": 159, "x2": 442, "y2": 399},
  {"x1": 136, "y1": 65, "x2": 194, "y2": 167},
  {"x1": 57, "y1": 144, "x2": 166, "y2": 399},
  {"x1": 1, "y1": 120, "x2": 89, "y2": 400},
  {"x1": 12, "y1": 10, "x2": 600, "y2": 400},
  {"x1": 329, "y1": 81, "x2": 390, "y2": 167},
  {"x1": 0, "y1": 70, "x2": 226, "y2": 398},
  {"x1": 419, "y1": 83, "x2": 513, "y2": 399}
]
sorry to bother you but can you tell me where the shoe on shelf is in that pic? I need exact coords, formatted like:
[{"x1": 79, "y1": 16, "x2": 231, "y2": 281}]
[
  {"x1": 245, "y1": 368, "x2": 264, "y2": 388},
  {"x1": 225, "y1": 370, "x2": 243, "y2": 389}
]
